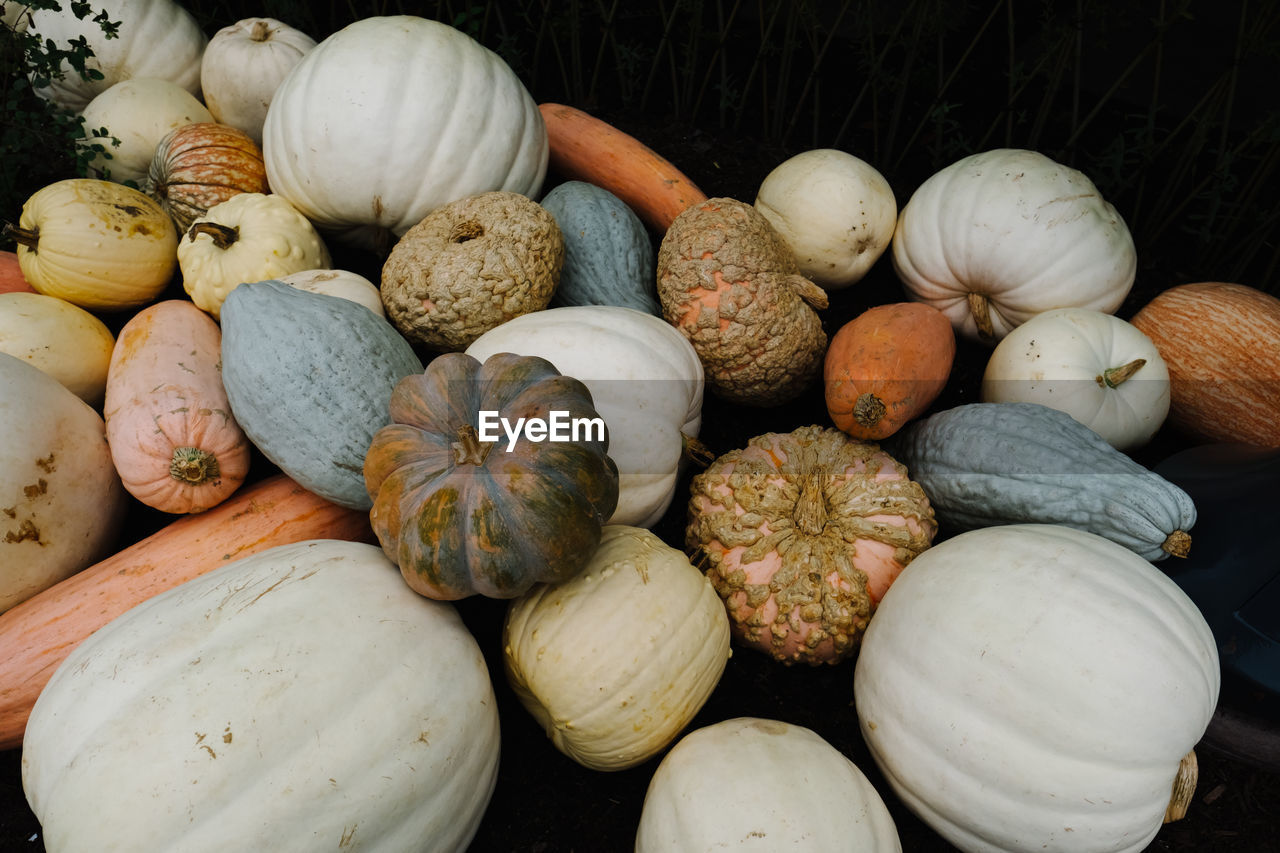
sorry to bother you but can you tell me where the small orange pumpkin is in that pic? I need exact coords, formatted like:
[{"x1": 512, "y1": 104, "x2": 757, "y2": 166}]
[{"x1": 145, "y1": 121, "x2": 270, "y2": 232}]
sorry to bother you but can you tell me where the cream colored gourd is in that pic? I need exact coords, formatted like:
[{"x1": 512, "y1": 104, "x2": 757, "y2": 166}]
[
  {"x1": 80, "y1": 77, "x2": 214, "y2": 185},
  {"x1": 853, "y1": 524, "x2": 1220, "y2": 853},
  {"x1": 0, "y1": 354, "x2": 126, "y2": 614},
  {"x1": 22, "y1": 539, "x2": 500, "y2": 853},
  {"x1": 754, "y1": 148, "x2": 897, "y2": 290},
  {"x1": 636, "y1": 717, "x2": 902, "y2": 852},
  {"x1": 178, "y1": 192, "x2": 332, "y2": 319},
  {"x1": 26, "y1": 0, "x2": 207, "y2": 113},
  {"x1": 503, "y1": 525, "x2": 731, "y2": 771},
  {"x1": 0, "y1": 292, "x2": 114, "y2": 407},
  {"x1": 981, "y1": 307, "x2": 1170, "y2": 450},
  {"x1": 8, "y1": 178, "x2": 179, "y2": 312},
  {"x1": 200, "y1": 18, "x2": 317, "y2": 146},
  {"x1": 262, "y1": 15, "x2": 547, "y2": 246},
  {"x1": 892, "y1": 149, "x2": 1137, "y2": 343},
  {"x1": 278, "y1": 268, "x2": 384, "y2": 316},
  {"x1": 466, "y1": 305, "x2": 705, "y2": 528}
]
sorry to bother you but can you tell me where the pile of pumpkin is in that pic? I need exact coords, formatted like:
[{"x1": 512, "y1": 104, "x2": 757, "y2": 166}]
[{"x1": 2, "y1": 3, "x2": 1277, "y2": 851}]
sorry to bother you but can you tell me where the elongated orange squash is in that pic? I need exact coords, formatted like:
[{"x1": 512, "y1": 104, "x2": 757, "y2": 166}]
[
  {"x1": 0, "y1": 473, "x2": 374, "y2": 750},
  {"x1": 538, "y1": 102, "x2": 707, "y2": 233},
  {"x1": 104, "y1": 299, "x2": 251, "y2": 513},
  {"x1": 0, "y1": 250, "x2": 34, "y2": 294}
]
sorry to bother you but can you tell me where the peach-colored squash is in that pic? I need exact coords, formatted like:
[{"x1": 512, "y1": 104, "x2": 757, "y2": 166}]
[
  {"x1": 0, "y1": 250, "x2": 34, "y2": 294},
  {"x1": 104, "y1": 299, "x2": 251, "y2": 513},
  {"x1": 0, "y1": 472, "x2": 375, "y2": 750}
]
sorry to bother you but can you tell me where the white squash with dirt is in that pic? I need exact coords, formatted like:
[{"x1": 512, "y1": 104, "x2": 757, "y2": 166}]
[
  {"x1": 981, "y1": 307, "x2": 1170, "y2": 450},
  {"x1": 853, "y1": 523, "x2": 1220, "y2": 853},
  {"x1": 0, "y1": 292, "x2": 115, "y2": 407},
  {"x1": 0, "y1": 354, "x2": 126, "y2": 614},
  {"x1": 200, "y1": 18, "x2": 317, "y2": 147},
  {"x1": 22, "y1": 539, "x2": 500, "y2": 853},
  {"x1": 636, "y1": 717, "x2": 902, "y2": 852},
  {"x1": 503, "y1": 525, "x2": 731, "y2": 771},
  {"x1": 278, "y1": 268, "x2": 384, "y2": 316},
  {"x1": 465, "y1": 305, "x2": 705, "y2": 528},
  {"x1": 892, "y1": 148, "x2": 1137, "y2": 344},
  {"x1": 754, "y1": 148, "x2": 897, "y2": 290}
]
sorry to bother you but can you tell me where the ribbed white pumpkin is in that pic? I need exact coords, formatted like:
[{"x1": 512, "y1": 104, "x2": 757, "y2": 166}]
[
  {"x1": 262, "y1": 15, "x2": 547, "y2": 244},
  {"x1": 200, "y1": 17, "x2": 318, "y2": 147},
  {"x1": 0, "y1": 354, "x2": 125, "y2": 614},
  {"x1": 22, "y1": 539, "x2": 501, "y2": 853},
  {"x1": 853, "y1": 524, "x2": 1220, "y2": 853},
  {"x1": 503, "y1": 525, "x2": 731, "y2": 771},
  {"x1": 892, "y1": 149, "x2": 1137, "y2": 344},
  {"x1": 636, "y1": 718, "x2": 902, "y2": 852},
  {"x1": 80, "y1": 77, "x2": 214, "y2": 185},
  {"x1": 466, "y1": 306, "x2": 705, "y2": 528},
  {"x1": 26, "y1": 0, "x2": 207, "y2": 113}
]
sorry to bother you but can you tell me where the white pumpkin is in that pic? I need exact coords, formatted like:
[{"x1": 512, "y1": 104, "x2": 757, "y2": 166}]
[
  {"x1": 892, "y1": 148, "x2": 1137, "y2": 343},
  {"x1": 981, "y1": 307, "x2": 1171, "y2": 450},
  {"x1": 636, "y1": 717, "x2": 902, "y2": 852},
  {"x1": 2, "y1": 2, "x2": 31, "y2": 32},
  {"x1": 0, "y1": 354, "x2": 126, "y2": 614},
  {"x1": 753, "y1": 148, "x2": 898, "y2": 290},
  {"x1": 0, "y1": 292, "x2": 115, "y2": 407},
  {"x1": 853, "y1": 524, "x2": 1220, "y2": 853},
  {"x1": 465, "y1": 305, "x2": 705, "y2": 528},
  {"x1": 178, "y1": 192, "x2": 332, "y2": 320},
  {"x1": 278, "y1": 268, "x2": 384, "y2": 316},
  {"x1": 22, "y1": 539, "x2": 501, "y2": 853},
  {"x1": 80, "y1": 77, "x2": 214, "y2": 185},
  {"x1": 200, "y1": 17, "x2": 317, "y2": 147},
  {"x1": 262, "y1": 15, "x2": 547, "y2": 245},
  {"x1": 503, "y1": 525, "x2": 731, "y2": 772},
  {"x1": 26, "y1": 0, "x2": 207, "y2": 113}
]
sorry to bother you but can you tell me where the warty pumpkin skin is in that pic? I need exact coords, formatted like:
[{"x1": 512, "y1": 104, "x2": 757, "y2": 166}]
[
  {"x1": 687, "y1": 424, "x2": 937, "y2": 665},
  {"x1": 364, "y1": 351, "x2": 620, "y2": 600}
]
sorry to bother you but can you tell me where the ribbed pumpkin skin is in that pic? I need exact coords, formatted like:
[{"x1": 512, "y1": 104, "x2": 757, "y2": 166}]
[
  {"x1": 262, "y1": 15, "x2": 547, "y2": 240},
  {"x1": 364, "y1": 352, "x2": 620, "y2": 600},
  {"x1": 853, "y1": 524, "x2": 1220, "y2": 853},
  {"x1": 220, "y1": 281, "x2": 423, "y2": 510},
  {"x1": 146, "y1": 122, "x2": 270, "y2": 233},
  {"x1": 22, "y1": 539, "x2": 500, "y2": 853},
  {"x1": 541, "y1": 181, "x2": 659, "y2": 314},
  {"x1": 1129, "y1": 281, "x2": 1280, "y2": 447}
]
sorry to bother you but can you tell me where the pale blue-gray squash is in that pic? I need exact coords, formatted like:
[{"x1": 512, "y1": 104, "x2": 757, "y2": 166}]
[
  {"x1": 220, "y1": 280, "x2": 423, "y2": 510},
  {"x1": 889, "y1": 401, "x2": 1197, "y2": 561},
  {"x1": 541, "y1": 181, "x2": 659, "y2": 314}
]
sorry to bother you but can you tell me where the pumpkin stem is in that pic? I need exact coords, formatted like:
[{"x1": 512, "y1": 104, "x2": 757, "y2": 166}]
[
  {"x1": 852, "y1": 392, "x2": 887, "y2": 428},
  {"x1": 169, "y1": 447, "x2": 220, "y2": 485},
  {"x1": 787, "y1": 274, "x2": 829, "y2": 310},
  {"x1": 1163, "y1": 749, "x2": 1198, "y2": 823},
  {"x1": 1161, "y1": 529, "x2": 1192, "y2": 558},
  {"x1": 1097, "y1": 358, "x2": 1147, "y2": 389},
  {"x1": 187, "y1": 221, "x2": 240, "y2": 250},
  {"x1": 2, "y1": 222, "x2": 38, "y2": 251},
  {"x1": 793, "y1": 472, "x2": 828, "y2": 536},
  {"x1": 967, "y1": 292, "x2": 996, "y2": 340},
  {"x1": 452, "y1": 424, "x2": 493, "y2": 466},
  {"x1": 249, "y1": 19, "x2": 273, "y2": 41},
  {"x1": 682, "y1": 432, "x2": 715, "y2": 468}
]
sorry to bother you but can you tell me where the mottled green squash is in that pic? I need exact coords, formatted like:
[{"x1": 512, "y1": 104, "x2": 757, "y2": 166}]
[
  {"x1": 363, "y1": 351, "x2": 620, "y2": 600},
  {"x1": 220, "y1": 280, "x2": 423, "y2": 510},
  {"x1": 540, "y1": 181, "x2": 659, "y2": 314}
]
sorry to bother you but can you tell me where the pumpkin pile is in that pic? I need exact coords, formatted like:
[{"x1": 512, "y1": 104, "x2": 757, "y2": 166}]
[{"x1": 0, "y1": 4, "x2": 1272, "y2": 852}]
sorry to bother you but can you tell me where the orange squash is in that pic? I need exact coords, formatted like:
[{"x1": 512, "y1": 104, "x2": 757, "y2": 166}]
[
  {"x1": 1130, "y1": 281, "x2": 1280, "y2": 446},
  {"x1": 0, "y1": 472, "x2": 375, "y2": 750},
  {"x1": 824, "y1": 302, "x2": 956, "y2": 440},
  {"x1": 145, "y1": 121, "x2": 270, "y2": 233},
  {"x1": 0, "y1": 250, "x2": 34, "y2": 294},
  {"x1": 104, "y1": 299, "x2": 251, "y2": 513},
  {"x1": 538, "y1": 103, "x2": 706, "y2": 233}
]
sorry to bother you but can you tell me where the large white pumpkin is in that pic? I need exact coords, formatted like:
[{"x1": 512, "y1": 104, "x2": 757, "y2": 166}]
[
  {"x1": 892, "y1": 148, "x2": 1137, "y2": 344},
  {"x1": 262, "y1": 15, "x2": 547, "y2": 244},
  {"x1": 636, "y1": 717, "x2": 902, "y2": 852},
  {"x1": 853, "y1": 524, "x2": 1220, "y2": 853},
  {"x1": 466, "y1": 305, "x2": 705, "y2": 528},
  {"x1": 22, "y1": 539, "x2": 501, "y2": 853},
  {"x1": 26, "y1": 0, "x2": 207, "y2": 113}
]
